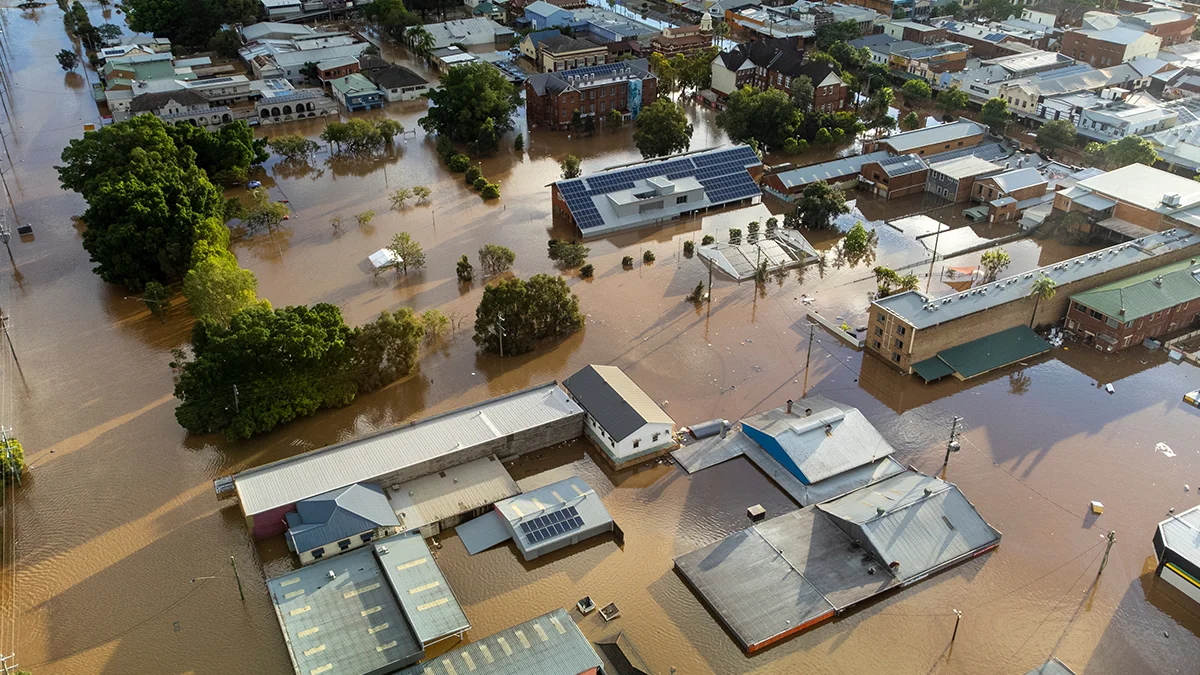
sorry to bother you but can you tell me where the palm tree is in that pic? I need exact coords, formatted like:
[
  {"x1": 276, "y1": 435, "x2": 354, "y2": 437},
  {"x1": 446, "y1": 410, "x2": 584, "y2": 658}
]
[
  {"x1": 407, "y1": 26, "x2": 434, "y2": 58},
  {"x1": 1028, "y1": 273, "x2": 1057, "y2": 328}
]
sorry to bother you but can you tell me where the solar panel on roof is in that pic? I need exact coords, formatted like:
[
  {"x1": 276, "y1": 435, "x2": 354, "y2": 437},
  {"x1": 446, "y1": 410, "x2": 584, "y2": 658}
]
[{"x1": 522, "y1": 506, "x2": 583, "y2": 545}]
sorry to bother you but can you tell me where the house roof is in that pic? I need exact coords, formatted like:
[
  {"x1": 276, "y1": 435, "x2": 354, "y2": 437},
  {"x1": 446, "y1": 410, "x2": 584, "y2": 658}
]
[
  {"x1": 563, "y1": 364, "x2": 672, "y2": 441},
  {"x1": 524, "y1": 0, "x2": 571, "y2": 18},
  {"x1": 718, "y1": 37, "x2": 840, "y2": 82},
  {"x1": 369, "y1": 64, "x2": 428, "y2": 89},
  {"x1": 849, "y1": 33, "x2": 899, "y2": 50},
  {"x1": 595, "y1": 632, "x2": 652, "y2": 675},
  {"x1": 740, "y1": 397, "x2": 897, "y2": 484},
  {"x1": 522, "y1": 28, "x2": 564, "y2": 48},
  {"x1": 526, "y1": 58, "x2": 652, "y2": 96},
  {"x1": 877, "y1": 153, "x2": 929, "y2": 177},
  {"x1": 494, "y1": 476, "x2": 614, "y2": 558},
  {"x1": 987, "y1": 167, "x2": 1047, "y2": 193},
  {"x1": 285, "y1": 483, "x2": 400, "y2": 553},
  {"x1": 1070, "y1": 257, "x2": 1200, "y2": 321},
  {"x1": 538, "y1": 34, "x2": 605, "y2": 54},
  {"x1": 880, "y1": 119, "x2": 987, "y2": 153},
  {"x1": 927, "y1": 155, "x2": 1003, "y2": 180},
  {"x1": 129, "y1": 88, "x2": 209, "y2": 113},
  {"x1": 329, "y1": 72, "x2": 379, "y2": 96}
]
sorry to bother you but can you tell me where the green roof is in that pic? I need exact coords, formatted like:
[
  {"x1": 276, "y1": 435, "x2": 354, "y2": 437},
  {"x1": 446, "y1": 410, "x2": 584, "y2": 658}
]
[
  {"x1": 936, "y1": 325, "x2": 1050, "y2": 380},
  {"x1": 1070, "y1": 258, "x2": 1200, "y2": 322},
  {"x1": 912, "y1": 356, "x2": 955, "y2": 382}
]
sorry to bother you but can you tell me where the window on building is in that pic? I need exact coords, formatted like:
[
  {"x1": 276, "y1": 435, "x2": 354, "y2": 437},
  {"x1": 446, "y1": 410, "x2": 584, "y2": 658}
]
[
  {"x1": 312, "y1": 547, "x2": 325, "y2": 559},
  {"x1": 875, "y1": 327, "x2": 884, "y2": 336},
  {"x1": 892, "y1": 353, "x2": 902, "y2": 362},
  {"x1": 1088, "y1": 308, "x2": 1105, "y2": 321},
  {"x1": 897, "y1": 325, "x2": 907, "y2": 335},
  {"x1": 676, "y1": 195, "x2": 688, "y2": 204},
  {"x1": 874, "y1": 340, "x2": 883, "y2": 349},
  {"x1": 633, "y1": 439, "x2": 640, "y2": 448},
  {"x1": 893, "y1": 338, "x2": 904, "y2": 350},
  {"x1": 338, "y1": 539, "x2": 351, "y2": 551},
  {"x1": 877, "y1": 312, "x2": 885, "y2": 323},
  {"x1": 361, "y1": 531, "x2": 374, "y2": 542},
  {"x1": 652, "y1": 432, "x2": 660, "y2": 442}
]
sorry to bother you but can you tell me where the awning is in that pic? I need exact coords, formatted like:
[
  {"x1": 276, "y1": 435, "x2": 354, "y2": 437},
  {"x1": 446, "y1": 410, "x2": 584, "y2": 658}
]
[
  {"x1": 936, "y1": 325, "x2": 1051, "y2": 380},
  {"x1": 912, "y1": 356, "x2": 956, "y2": 382},
  {"x1": 455, "y1": 510, "x2": 512, "y2": 555}
]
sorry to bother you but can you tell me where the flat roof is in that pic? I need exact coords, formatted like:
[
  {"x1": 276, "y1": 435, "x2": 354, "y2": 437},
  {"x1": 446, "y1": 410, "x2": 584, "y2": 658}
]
[
  {"x1": 927, "y1": 155, "x2": 1003, "y2": 180},
  {"x1": 771, "y1": 151, "x2": 891, "y2": 189},
  {"x1": 396, "y1": 608, "x2": 603, "y2": 675},
  {"x1": 1076, "y1": 162, "x2": 1200, "y2": 213},
  {"x1": 1070, "y1": 257, "x2": 1200, "y2": 322},
  {"x1": 934, "y1": 325, "x2": 1052, "y2": 380},
  {"x1": 881, "y1": 120, "x2": 987, "y2": 153},
  {"x1": 233, "y1": 384, "x2": 582, "y2": 517},
  {"x1": 563, "y1": 365, "x2": 673, "y2": 442},
  {"x1": 1158, "y1": 504, "x2": 1200, "y2": 567},
  {"x1": 386, "y1": 455, "x2": 520, "y2": 533},
  {"x1": 495, "y1": 476, "x2": 613, "y2": 557},
  {"x1": 873, "y1": 228, "x2": 1200, "y2": 329},
  {"x1": 375, "y1": 535, "x2": 470, "y2": 646},
  {"x1": 268, "y1": 542, "x2": 424, "y2": 675}
]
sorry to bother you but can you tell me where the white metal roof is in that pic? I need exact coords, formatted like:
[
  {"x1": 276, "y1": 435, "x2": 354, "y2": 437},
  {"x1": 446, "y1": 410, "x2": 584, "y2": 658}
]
[
  {"x1": 881, "y1": 120, "x2": 987, "y2": 153},
  {"x1": 988, "y1": 167, "x2": 1046, "y2": 194},
  {"x1": 927, "y1": 155, "x2": 1002, "y2": 180},
  {"x1": 385, "y1": 455, "x2": 519, "y2": 532},
  {"x1": 233, "y1": 384, "x2": 582, "y2": 516},
  {"x1": 1077, "y1": 162, "x2": 1200, "y2": 212}
]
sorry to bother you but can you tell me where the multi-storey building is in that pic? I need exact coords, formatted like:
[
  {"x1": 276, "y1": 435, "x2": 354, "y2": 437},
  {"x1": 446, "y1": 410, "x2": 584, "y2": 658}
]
[
  {"x1": 710, "y1": 38, "x2": 848, "y2": 112},
  {"x1": 525, "y1": 59, "x2": 658, "y2": 129}
]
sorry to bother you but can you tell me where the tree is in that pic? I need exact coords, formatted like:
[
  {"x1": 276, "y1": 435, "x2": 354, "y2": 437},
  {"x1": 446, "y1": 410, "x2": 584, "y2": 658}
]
[
  {"x1": 579, "y1": 263, "x2": 594, "y2": 278},
  {"x1": 932, "y1": 1, "x2": 963, "y2": 17},
  {"x1": 900, "y1": 111, "x2": 921, "y2": 131},
  {"x1": 363, "y1": 43, "x2": 381, "y2": 57},
  {"x1": 375, "y1": 119, "x2": 405, "y2": 144},
  {"x1": 481, "y1": 183, "x2": 500, "y2": 199},
  {"x1": 478, "y1": 243, "x2": 516, "y2": 276},
  {"x1": 351, "y1": 308, "x2": 424, "y2": 393},
  {"x1": 1103, "y1": 135, "x2": 1158, "y2": 169},
  {"x1": 390, "y1": 188, "x2": 414, "y2": 209},
  {"x1": 183, "y1": 249, "x2": 262, "y2": 326},
  {"x1": 828, "y1": 41, "x2": 865, "y2": 72},
  {"x1": 561, "y1": 154, "x2": 582, "y2": 179},
  {"x1": 473, "y1": 274, "x2": 583, "y2": 355},
  {"x1": 547, "y1": 238, "x2": 589, "y2": 268},
  {"x1": 268, "y1": 133, "x2": 320, "y2": 160},
  {"x1": 980, "y1": 248, "x2": 1011, "y2": 282},
  {"x1": 1028, "y1": 273, "x2": 1057, "y2": 328},
  {"x1": 842, "y1": 221, "x2": 871, "y2": 255},
  {"x1": 814, "y1": 19, "x2": 863, "y2": 51},
  {"x1": 1036, "y1": 120, "x2": 1077, "y2": 159},
  {"x1": 514, "y1": 133, "x2": 525, "y2": 151},
  {"x1": 980, "y1": 97, "x2": 1011, "y2": 134},
  {"x1": 797, "y1": 181, "x2": 850, "y2": 230},
  {"x1": 406, "y1": 25, "x2": 435, "y2": 57},
  {"x1": 864, "y1": 86, "x2": 894, "y2": 122},
  {"x1": 363, "y1": 0, "x2": 420, "y2": 40},
  {"x1": 790, "y1": 75, "x2": 814, "y2": 112},
  {"x1": 355, "y1": 211, "x2": 375, "y2": 227},
  {"x1": 420, "y1": 63, "x2": 521, "y2": 152},
  {"x1": 447, "y1": 153, "x2": 470, "y2": 172},
  {"x1": 413, "y1": 186, "x2": 432, "y2": 203},
  {"x1": 97, "y1": 22, "x2": 123, "y2": 44},
  {"x1": 643, "y1": 250, "x2": 656, "y2": 263},
  {"x1": 607, "y1": 108, "x2": 623, "y2": 127},
  {"x1": 472, "y1": 175, "x2": 488, "y2": 191},
  {"x1": 389, "y1": 232, "x2": 426, "y2": 274},
  {"x1": 174, "y1": 304, "x2": 358, "y2": 438},
  {"x1": 143, "y1": 281, "x2": 171, "y2": 322},
  {"x1": 300, "y1": 61, "x2": 320, "y2": 82},
  {"x1": 125, "y1": 0, "x2": 259, "y2": 48},
  {"x1": 166, "y1": 120, "x2": 269, "y2": 184},
  {"x1": 56, "y1": 49, "x2": 79, "y2": 71},
  {"x1": 648, "y1": 52, "x2": 678, "y2": 93},
  {"x1": 716, "y1": 86, "x2": 797, "y2": 150},
  {"x1": 320, "y1": 119, "x2": 386, "y2": 154},
  {"x1": 901, "y1": 79, "x2": 931, "y2": 103},
  {"x1": 422, "y1": 309, "x2": 450, "y2": 342},
  {"x1": 977, "y1": 0, "x2": 1017, "y2": 21},
  {"x1": 456, "y1": 254, "x2": 474, "y2": 282},
  {"x1": 633, "y1": 99, "x2": 693, "y2": 159},
  {"x1": 937, "y1": 86, "x2": 969, "y2": 113},
  {"x1": 0, "y1": 436, "x2": 24, "y2": 479},
  {"x1": 243, "y1": 189, "x2": 290, "y2": 233}
]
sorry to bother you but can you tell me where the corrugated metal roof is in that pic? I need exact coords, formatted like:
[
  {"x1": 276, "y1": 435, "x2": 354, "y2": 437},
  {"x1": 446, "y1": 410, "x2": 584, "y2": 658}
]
[
  {"x1": 496, "y1": 476, "x2": 614, "y2": 558},
  {"x1": 1070, "y1": 258, "x2": 1200, "y2": 322},
  {"x1": 771, "y1": 151, "x2": 891, "y2": 189},
  {"x1": 564, "y1": 365, "x2": 673, "y2": 442},
  {"x1": 375, "y1": 534, "x2": 470, "y2": 645},
  {"x1": 927, "y1": 155, "x2": 1003, "y2": 180},
  {"x1": 882, "y1": 120, "x2": 987, "y2": 153},
  {"x1": 741, "y1": 397, "x2": 898, "y2": 484},
  {"x1": 1024, "y1": 657, "x2": 1079, "y2": 675},
  {"x1": 396, "y1": 608, "x2": 603, "y2": 675},
  {"x1": 1158, "y1": 505, "x2": 1200, "y2": 565},
  {"x1": 385, "y1": 455, "x2": 519, "y2": 532},
  {"x1": 935, "y1": 325, "x2": 1051, "y2": 380},
  {"x1": 989, "y1": 167, "x2": 1046, "y2": 194},
  {"x1": 878, "y1": 153, "x2": 929, "y2": 177},
  {"x1": 234, "y1": 384, "x2": 583, "y2": 517},
  {"x1": 286, "y1": 483, "x2": 400, "y2": 553},
  {"x1": 818, "y1": 471, "x2": 1001, "y2": 583}
]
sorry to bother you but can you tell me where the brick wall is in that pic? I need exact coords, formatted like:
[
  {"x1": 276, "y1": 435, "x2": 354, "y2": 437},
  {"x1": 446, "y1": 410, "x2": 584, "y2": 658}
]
[
  {"x1": 885, "y1": 132, "x2": 984, "y2": 157},
  {"x1": 1067, "y1": 296, "x2": 1200, "y2": 349},
  {"x1": 1145, "y1": 18, "x2": 1195, "y2": 46},
  {"x1": 1061, "y1": 32, "x2": 1130, "y2": 68}
]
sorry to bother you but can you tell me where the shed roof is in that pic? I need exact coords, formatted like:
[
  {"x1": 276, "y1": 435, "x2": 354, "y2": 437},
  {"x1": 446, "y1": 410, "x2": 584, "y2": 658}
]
[
  {"x1": 740, "y1": 397, "x2": 897, "y2": 484},
  {"x1": 563, "y1": 365, "x2": 673, "y2": 441},
  {"x1": 385, "y1": 454, "x2": 519, "y2": 532},
  {"x1": 881, "y1": 119, "x2": 987, "y2": 153},
  {"x1": 233, "y1": 384, "x2": 582, "y2": 517},
  {"x1": 934, "y1": 324, "x2": 1051, "y2": 380},
  {"x1": 286, "y1": 483, "x2": 400, "y2": 553},
  {"x1": 397, "y1": 608, "x2": 603, "y2": 675},
  {"x1": 1157, "y1": 504, "x2": 1200, "y2": 568},
  {"x1": 1070, "y1": 258, "x2": 1200, "y2": 322},
  {"x1": 988, "y1": 167, "x2": 1046, "y2": 194},
  {"x1": 375, "y1": 534, "x2": 470, "y2": 645}
]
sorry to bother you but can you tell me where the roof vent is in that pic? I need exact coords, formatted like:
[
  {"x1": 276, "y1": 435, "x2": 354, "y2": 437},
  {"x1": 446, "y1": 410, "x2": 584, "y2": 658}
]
[
  {"x1": 924, "y1": 487, "x2": 933, "y2": 496},
  {"x1": 378, "y1": 545, "x2": 389, "y2": 555},
  {"x1": 876, "y1": 506, "x2": 886, "y2": 515},
  {"x1": 326, "y1": 570, "x2": 336, "y2": 581},
  {"x1": 1153, "y1": 275, "x2": 1164, "y2": 286}
]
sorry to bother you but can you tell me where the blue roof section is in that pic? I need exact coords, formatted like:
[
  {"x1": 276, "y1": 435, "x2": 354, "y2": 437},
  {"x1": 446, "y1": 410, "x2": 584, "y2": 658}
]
[{"x1": 286, "y1": 483, "x2": 400, "y2": 553}]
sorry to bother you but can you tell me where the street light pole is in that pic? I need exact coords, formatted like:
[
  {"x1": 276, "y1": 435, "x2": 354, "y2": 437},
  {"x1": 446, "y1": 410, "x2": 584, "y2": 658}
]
[
  {"x1": 941, "y1": 415, "x2": 962, "y2": 476},
  {"x1": 802, "y1": 323, "x2": 815, "y2": 398}
]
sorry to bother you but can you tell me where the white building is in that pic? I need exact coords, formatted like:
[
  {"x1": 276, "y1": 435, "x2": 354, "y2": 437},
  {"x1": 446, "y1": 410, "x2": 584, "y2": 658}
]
[
  {"x1": 1021, "y1": 8, "x2": 1056, "y2": 27},
  {"x1": 422, "y1": 17, "x2": 514, "y2": 50},
  {"x1": 564, "y1": 365, "x2": 676, "y2": 468},
  {"x1": 1074, "y1": 90, "x2": 1178, "y2": 141}
]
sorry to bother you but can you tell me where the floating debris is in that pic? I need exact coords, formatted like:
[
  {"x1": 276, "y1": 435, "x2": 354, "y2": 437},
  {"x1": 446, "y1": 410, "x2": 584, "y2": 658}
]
[
  {"x1": 1157, "y1": 442, "x2": 1176, "y2": 458},
  {"x1": 1090, "y1": 501, "x2": 1104, "y2": 515},
  {"x1": 1104, "y1": 383, "x2": 1115, "y2": 394}
]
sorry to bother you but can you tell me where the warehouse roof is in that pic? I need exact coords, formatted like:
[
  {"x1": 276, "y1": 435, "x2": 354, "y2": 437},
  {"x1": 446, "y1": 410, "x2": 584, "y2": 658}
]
[
  {"x1": 564, "y1": 365, "x2": 673, "y2": 441},
  {"x1": 987, "y1": 167, "x2": 1047, "y2": 194},
  {"x1": 386, "y1": 455, "x2": 519, "y2": 533},
  {"x1": 873, "y1": 228, "x2": 1200, "y2": 329},
  {"x1": 285, "y1": 483, "x2": 400, "y2": 553},
  {"x1": 877, "y1": 153, "x2": 929, "y2": 177},
  {"x1": 927, "y1": 155, "x2": 1003, "y2": 180},
  {"x1": 397, "y1": 608, "x2": 603, "y2": 675},
  {"x1": 1076, "y1": 162, "x2": 1200, "y2": 213},
  {"x1": 375, "y1": 534, "x2": 470, "y2": 646},
  {"x1": 1157, "y1": 504, "x2": 1200, "y2": 568},
  {"x1": 880, "y1": 119, "x2": 986, "y2": 153},
  {"x1": 495, "y1": 476, "x2": 614, "y2": 558},
  {"x1": 740, "y1": 397, "x2": 897, "y2": 484},
  {"x1": 771, "y1": 151, "x2": 891, "y2": 190},
  {"x1": 1070, "y1": 258, "x2": 1200, "y2": 322},
  {"x1": 232, "y1": 383, "x2": 583, "y2": 517},
  {"x1": 934, "y1": 324, "x2": 1051, "y2": 380}
]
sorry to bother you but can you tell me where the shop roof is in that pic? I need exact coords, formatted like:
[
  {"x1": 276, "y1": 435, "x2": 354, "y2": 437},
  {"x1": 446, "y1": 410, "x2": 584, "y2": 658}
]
[{"x1": 1070, "y1": 257, "x2": 1200, "y2": 322}]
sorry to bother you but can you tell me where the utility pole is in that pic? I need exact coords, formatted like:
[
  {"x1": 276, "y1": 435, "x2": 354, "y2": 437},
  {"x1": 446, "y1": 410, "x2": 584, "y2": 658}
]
[
  {"x1": 0, "y1": 212, "x2": 11, "y2": 262},
  {"x1": 0, "y1": 309, "x2": 17, "y2": 367},
  {"x1": 230, "y1": 555, "x2": 245, "y2": 602},
  {"x1": 1098, "y1": 531, "x2": 1116, "y2": 577},
  {"x1": 941, "y1": 415, "x2": 962, "y2": 476},
  {"x1": 233, "y1": 384, "x2": 240, "y2": 413},
  {"x1": 950, "y1": 608, "x2": 962, "y2": 645},
  {"x1": 0, "y1": 654, "x2": 19, "y2": 675},
  {"x1": 802, "y1": 323, "x2": 815, "y2": 398}
]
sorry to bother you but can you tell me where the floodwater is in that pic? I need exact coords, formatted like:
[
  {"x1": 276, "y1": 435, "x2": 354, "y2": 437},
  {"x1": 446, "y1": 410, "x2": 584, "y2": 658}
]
[{"x1": 2, "y1": 5, "x2": 1200, "y2": 675}]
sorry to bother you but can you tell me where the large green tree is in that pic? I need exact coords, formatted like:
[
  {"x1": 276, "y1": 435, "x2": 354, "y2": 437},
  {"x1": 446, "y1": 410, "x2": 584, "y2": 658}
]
[
  {"x1": 901, "y1": 79, "x2": 931, "y2": 103},
  {"x1": 633, "y1": 99, "x2": 693, "y2": 159},
  {"x1": 1102, "y1": 135, "x2": 1159, "y2": 169},
  {"x1": 349, "y1": 308, "x2": 425, "y2": 393},
  {"x1": 980, "y1": 97, "x2": 1011, "y2": 134},
  {"x1": 183, "y1": 248, "x2": 264, "y2": 327},
  {"x1": 937, "y1": 85, "x2": 969, "y2": 113},
  {"x1": 814, "y1": 19, "x2": 862, "y2": 51},
  {"x1": 1036, "y1": 120, "x2": 1077, "y2": 158},
  {"x1": 420, "y1": 63, "x2": 521, "y2": 152},
  {"x1": 174, "y1": 304, "x2": 358, "y2": 439},
  {"x1": 125, "y1": 0, "x2": 258, "y2": 47},
  {"x1": 716, "y1": 86, "x2": 798, "y2": 150},
  {"x1": 795, "y1": 181, "x2": 850, "y2": 231},
  {"x1": 473, "y1": 274, "x2": 583, "y2": 355},
  {"x1": 167, "y1": 120, "x2": 268, "y2": 185}
]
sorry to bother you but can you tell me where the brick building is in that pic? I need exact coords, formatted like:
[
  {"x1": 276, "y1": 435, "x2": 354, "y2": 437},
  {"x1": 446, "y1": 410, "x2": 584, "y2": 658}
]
[
  {"x1": 860, "y1": 155, "x2": 929, "y2": 199},
  {"x1": 883, "y1": 20, "x2": 947, "y2": 45},
  {"x1": 1120, "y1": 9, "x2": 1196, "y2": 47},
  {"x1": 710, "y1": 38, "x2": 849, "y2": 112},
  {"x1": 525, "y1": 59, "x2": 657, "y2": 129},
  {"x1": 866, "y1": 228, "x2": 1200, "y2": 373},
  {"x1": 650, "y1": 25, "x2": 713, "y2": 56},
  {"x1": 863, "y1": 119, "x2": 987, "y2": 156},
  {"x1": 972, "y1": 166, "x2": 1049, "y2": 222},
  {"x1": 1060, "y1": 25, "x2": 1162, "y2": 68},
  {"x1": 925, "y1": 155, "x2": 1004, "y2": 202},
  {"x1": 1066, "y1": 257, "x2": 1200, "y2": 351},
  {"x1": 538, "y1": 34, "x2": 609, "y2": 72},
  {"x1": 1053, "y1": 163, "x2": 1200, "y2": 239}
]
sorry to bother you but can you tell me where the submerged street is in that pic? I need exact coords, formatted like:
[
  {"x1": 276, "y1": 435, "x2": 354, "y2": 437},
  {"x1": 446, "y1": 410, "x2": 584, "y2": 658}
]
[{"x1": 1, "y1": 4, "x2": 1199, "y2": 674}]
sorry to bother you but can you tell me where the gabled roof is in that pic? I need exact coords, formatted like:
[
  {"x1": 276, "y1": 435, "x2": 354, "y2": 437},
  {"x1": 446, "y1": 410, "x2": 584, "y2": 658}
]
[
  {"x1": 286, "y1": 483, "x2": 400, "y2": 552},
  {"x1": 369, "y1": 64, "x2": 428, "y2": 89},
  {"x1": 1070, "y1": 257, "x2": 1200, "y2": 321},
  {"x1": 986, "y1": 167, "x2": 1046, "y2": 193},
  {"x1": 538, "y1": 33, "x2": 605, "y2": 54},
  {"x1": 129, "y1": 88, "x2": 208, "y2": 113},
  {"x1": 524, "y1": 0, "x2": 572, "y2": 17},
  {"x1": 880, "y1": 119, "x2": 987, "y2": 152},
  {"x1": 717, "y1": 37, "x2": 840, "y2": 82},
  {"x1": 564, "y1": 365, "x2": 672, "y2": 441},
  {"x1": 876, "y1": 153, "x2": 929, "y2": 177}
]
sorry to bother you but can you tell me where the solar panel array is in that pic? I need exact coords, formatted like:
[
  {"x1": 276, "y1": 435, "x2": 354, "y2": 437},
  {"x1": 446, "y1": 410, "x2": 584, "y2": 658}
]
[
  {"x1": 519, "y1": 506, "x2": 582, "y2": 544},
  {"x1": 557, "y1": 146, "x2": 762, "y2": 231}
]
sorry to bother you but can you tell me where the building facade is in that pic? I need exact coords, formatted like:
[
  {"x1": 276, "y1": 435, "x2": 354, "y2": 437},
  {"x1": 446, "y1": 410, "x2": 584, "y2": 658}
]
[
  {"x1": 883, "y1": 20, "x2": 947, "y2": 44},
  {"x1": 329, "y1": 73, "x2": 383, "y2": 111},
  {"x1": 563, "y1": 364, "x2": 677, "y2": 468},
  {"x1": 1065, "y1": 258, "x2": 1200, "y2": 350},
  {"x1": 525, "y1": 59, "x2": 657, "y2": 129},
  {"x1": 538, "y1": 34, "x2": 609, "y2": 72},
  {"x1": 710, "y1": 38, "x2": 848, "y2": 111},
  {"x1": 650, "y1": 25, "x2": 713, "y2": 56},
  {"x1": 1060, "y1": 27, "x2": 1162, "y2": 68}
]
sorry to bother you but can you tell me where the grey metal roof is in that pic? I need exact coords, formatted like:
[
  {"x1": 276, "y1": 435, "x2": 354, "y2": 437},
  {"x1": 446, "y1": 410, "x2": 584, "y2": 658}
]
[
  {"x1": 772, "y1": 151, "x2": 891, "y2": 190},
  {"x1": 375, "y1": 534, "x2": 470, "y2": 646},
  {"x1": 396, "y1": 608, "x2": 603, "y2": 675},
  {"x1": 457, "y1": 510, "x2": 512, "y2": 555},
  {"x1": 268, "y1": 544, "x2": 424, "y2": 675},
  {"x1": 740, "y1": 397, "x2": 897, "y2": 484},
  {"x1": 673, "y1": 506, "x2": 898, "y2": 651},
  {"x1": 877, "y1": 153, "x2": 929, "y2": 177},
  {"x1": 881, "y1": 120, "x2": 987, "y2": 153},
  {"x1": 818, "y1": 471, "x2": 1001, "y2": 583},
  {"x1": 564, "y1": 365, "x2": 673, "y2": 442},
  {"x1": 496, "y1": 476, "x2": 614, "y2": 558},
  {"x1": 233, "y1": 384, "x2": 583, "y2": 517},
  {"x1": 926, "y1": 155, "x2": 1002, "y2": 180},
  {"x1": 988, "y1": 167, "x2": 1046, "y2": 194},
  {"x1": 1025, "y1": 657, "x2": 1080, "y2": 675},
  {"x1": 1158, "y1": 504, "x2": 1200, "y2": 566},
  {"x1": 873, "y1": 228, "x2": 1200, "y2": 329},
  {"x1": 385, "y1": 455, "x2": 519, "y2": 533},
  {"x1": 286, "y1": 483, "x2": 400, "y2": 553}
]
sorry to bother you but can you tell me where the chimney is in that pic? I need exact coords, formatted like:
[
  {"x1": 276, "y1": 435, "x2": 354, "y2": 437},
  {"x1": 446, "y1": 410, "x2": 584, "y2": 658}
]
[{"x1": 786, "y1": 399, "x2": 793, "y2": 414}]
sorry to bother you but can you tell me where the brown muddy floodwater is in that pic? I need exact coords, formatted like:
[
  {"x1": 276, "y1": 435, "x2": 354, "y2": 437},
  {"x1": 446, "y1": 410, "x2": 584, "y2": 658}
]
[{"x1": 2, "y1": 5, "x2": 1200, "y2": 675}]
